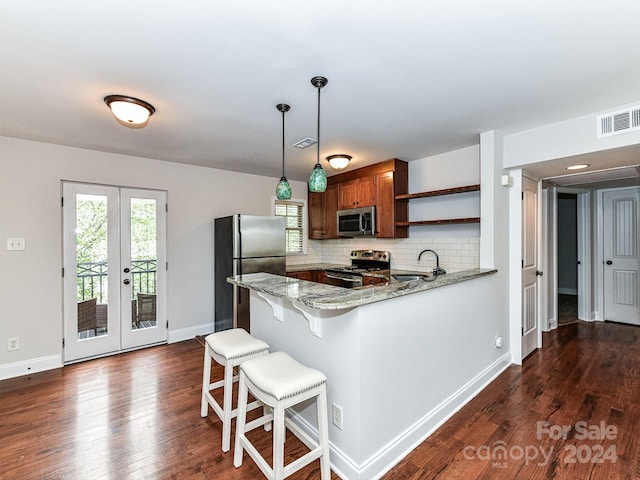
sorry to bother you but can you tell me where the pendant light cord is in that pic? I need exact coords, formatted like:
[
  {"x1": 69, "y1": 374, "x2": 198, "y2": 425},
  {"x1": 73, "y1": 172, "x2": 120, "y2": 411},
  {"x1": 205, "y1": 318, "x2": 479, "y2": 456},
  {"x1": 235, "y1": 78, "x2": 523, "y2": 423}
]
[
  {"x1": 282, "y1": 108, "x2": 286, "y2": 177},
  {"x1": 316, "y1": 85, "x2": 321, "y2": 166}
]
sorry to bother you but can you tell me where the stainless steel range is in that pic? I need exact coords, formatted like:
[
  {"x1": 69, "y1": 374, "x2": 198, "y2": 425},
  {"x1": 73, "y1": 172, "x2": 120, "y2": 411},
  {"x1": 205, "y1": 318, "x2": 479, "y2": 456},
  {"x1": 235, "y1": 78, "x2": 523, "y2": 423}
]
[{"x1": 324, "y1": 250, "x2": 390, "y2": 288}]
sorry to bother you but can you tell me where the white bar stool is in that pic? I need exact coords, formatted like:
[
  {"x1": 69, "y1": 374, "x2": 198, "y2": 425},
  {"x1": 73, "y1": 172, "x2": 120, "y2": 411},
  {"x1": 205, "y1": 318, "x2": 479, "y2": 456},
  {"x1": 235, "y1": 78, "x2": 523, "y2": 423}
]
[
  {"x1": 200, "y1": 328, "x2": 270, "y2": 452},
  {"x1": 233, "y1": 351, "x2": 331, "y2": 480}
]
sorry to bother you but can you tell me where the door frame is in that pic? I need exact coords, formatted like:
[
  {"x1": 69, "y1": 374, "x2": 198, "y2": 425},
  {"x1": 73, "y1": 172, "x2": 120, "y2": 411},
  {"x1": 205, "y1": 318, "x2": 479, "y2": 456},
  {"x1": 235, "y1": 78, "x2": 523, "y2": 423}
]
[
  {"x1": 597, "y1": 186, "x2": 640, "y2": 323},
  {"x1": 62, "y1": 181, "x2": 168, "y2": 364},
  {"x1": 543, "y1": 187, "x2": 592, "y2": 329},
  {"x1": 576, "y1": 191, "x2": 591, "y2": 320}
]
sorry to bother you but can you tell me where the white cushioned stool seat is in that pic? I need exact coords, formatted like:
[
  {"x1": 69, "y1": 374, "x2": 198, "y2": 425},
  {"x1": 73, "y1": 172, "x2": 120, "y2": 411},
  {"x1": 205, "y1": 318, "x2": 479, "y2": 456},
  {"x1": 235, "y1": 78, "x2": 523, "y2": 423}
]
[
  {"x1": 200, "y1": 328, "x2": 270, "y2": 452},
  {"x1": 233, "y1": 351, "x2": 331, "y2": 480},
  {"x1": 241, "y1": 351, "x2": 327, "y2": 400},
  {"x1": 206, "y1": 328, "x2": 269, "y2": 361}
]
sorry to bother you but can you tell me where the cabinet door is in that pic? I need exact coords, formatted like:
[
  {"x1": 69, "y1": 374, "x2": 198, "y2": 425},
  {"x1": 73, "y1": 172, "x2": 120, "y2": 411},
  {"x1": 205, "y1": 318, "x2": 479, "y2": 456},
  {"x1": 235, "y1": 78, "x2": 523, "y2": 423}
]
[
  {"x1": 339, "y1": 180, "x2": 358, "y2": 209},
  {"x1": 308, "y1": 191, "x2": 326, "y2": 239},
  {"x1": 325, "y1": 184, "x2": 339, "y2": 238},
  {"x1": 287, "y1": 271, "x2": 312, "y2": 281},
  {"x1": 375, "y1": 172, "x2": 396, "y2": 238},
  {"x1": 339, "y1": 177, "x2": 375, "y2": 209},
  {"x1": 356, "y1": 176, "x2": 376, "y2": 207},
  {"x1": 312, "y1": 270, "x2": 327, "y2": 283}
]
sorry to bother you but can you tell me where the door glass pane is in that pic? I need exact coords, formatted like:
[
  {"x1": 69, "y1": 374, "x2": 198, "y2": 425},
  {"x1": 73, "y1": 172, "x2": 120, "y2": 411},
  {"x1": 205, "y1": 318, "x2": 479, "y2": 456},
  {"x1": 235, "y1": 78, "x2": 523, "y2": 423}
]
[
  {"x1": 75, "y1": 194, "x2": 109, "y2": 339},
  {"x1": 130, "y1": 198, "x2": 157, "y2": 330}
]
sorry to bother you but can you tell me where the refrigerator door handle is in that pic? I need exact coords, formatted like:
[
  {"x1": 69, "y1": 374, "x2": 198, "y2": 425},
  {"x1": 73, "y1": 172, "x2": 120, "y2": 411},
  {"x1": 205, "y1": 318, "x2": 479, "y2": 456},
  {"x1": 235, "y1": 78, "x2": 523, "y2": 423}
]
[
  {"x1": 233, "y1": 261, "x2": 242, "y2": 304},
  {"x1": 237, "y1": 215, "x2": 242, "y2": 263}
]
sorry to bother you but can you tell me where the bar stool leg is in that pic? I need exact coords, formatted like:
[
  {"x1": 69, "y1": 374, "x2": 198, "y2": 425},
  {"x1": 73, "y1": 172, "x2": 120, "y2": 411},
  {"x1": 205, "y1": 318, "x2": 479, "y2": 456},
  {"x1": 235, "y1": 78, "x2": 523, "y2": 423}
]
[
  {"x1": 317, "y1": 390, "x2": 331, "y2": 480},
  {"x1": 272, "y1": 404, "x2": 286, "y2": 479},
  {"x1": 200, "y1": 345, "x2": 212, "y2": 418},
  {"x1": 221, "y1": 361, "x2": 234, "y2": 452},
  {"x1": 233, "y1": 369, "x2": 249, "y2": 468}
]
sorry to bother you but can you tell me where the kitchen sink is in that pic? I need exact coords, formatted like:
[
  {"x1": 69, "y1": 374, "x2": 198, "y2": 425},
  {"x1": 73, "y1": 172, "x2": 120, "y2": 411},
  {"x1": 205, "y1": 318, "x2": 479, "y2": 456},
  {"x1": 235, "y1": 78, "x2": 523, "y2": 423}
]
[{"x1": 392, "y1": 273, "x2": 427, "y2": 282}]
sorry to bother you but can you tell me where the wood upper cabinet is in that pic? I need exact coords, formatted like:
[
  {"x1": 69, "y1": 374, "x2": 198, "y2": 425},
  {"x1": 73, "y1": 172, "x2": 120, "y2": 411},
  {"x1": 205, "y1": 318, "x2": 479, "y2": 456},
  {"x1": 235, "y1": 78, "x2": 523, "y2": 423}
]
[
  {"x1": 325, "y1": 183, "x2": 339, "y2": 238},
  {"x1": 308, "y1": 183, "x2": 339, "y2": 239},
  {"x1": 308, "y1": 158, "x2": 408, "y2": 239},
  {"x1": 374, "y1": 167, "x2": 408, "y2": 238},
  {"x1": 308, "y1": 191, "x2": 325, "y2": 239},
  {"x1": 339, "y1": 176, "x2": 375, "y2": 209}
]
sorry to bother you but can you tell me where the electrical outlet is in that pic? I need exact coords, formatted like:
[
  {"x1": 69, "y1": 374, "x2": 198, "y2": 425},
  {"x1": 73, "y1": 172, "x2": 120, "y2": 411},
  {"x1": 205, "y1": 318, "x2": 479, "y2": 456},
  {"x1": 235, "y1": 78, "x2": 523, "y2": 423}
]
[
  {"x1": 332, "y1": 403, "x2": 343, "y2": 430},
  {"x1": 7, "y1": 238, "x2": 26, "y2": 251},
  {"x1": 8, "y1": 337, "x2": 20, "y2": 351}
]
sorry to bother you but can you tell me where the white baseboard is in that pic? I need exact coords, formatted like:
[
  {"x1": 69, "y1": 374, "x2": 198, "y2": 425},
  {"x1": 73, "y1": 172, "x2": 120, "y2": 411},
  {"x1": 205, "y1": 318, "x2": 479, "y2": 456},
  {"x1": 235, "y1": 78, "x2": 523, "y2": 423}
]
[
  {"x1": 0, "y1": 324, "x2": 213, "y2": 381},
  {"x1": 168, "y1": 322, "x2": 214, "y2": 344},
  {"x1": 289, "y1": 352, "x2": 512, "y2": 480},
  {"x1": 0, "y1": 354, "x2": 62, "y2": 381}
]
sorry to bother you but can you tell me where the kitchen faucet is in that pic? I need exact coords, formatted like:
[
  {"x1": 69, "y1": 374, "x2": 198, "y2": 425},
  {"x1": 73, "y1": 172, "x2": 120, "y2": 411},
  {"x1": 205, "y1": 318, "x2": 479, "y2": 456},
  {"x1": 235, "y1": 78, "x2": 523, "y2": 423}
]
[{"x1": 418, "y1": 249, "x2": 446, "y2": 276}]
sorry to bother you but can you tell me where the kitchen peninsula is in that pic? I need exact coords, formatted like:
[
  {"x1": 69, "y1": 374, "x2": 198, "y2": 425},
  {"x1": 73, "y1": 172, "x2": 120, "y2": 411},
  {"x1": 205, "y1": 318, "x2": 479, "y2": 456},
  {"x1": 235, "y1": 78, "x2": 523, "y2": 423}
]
[{"x1": 228, "y1": 268, "x2": 507, "y2": 480}]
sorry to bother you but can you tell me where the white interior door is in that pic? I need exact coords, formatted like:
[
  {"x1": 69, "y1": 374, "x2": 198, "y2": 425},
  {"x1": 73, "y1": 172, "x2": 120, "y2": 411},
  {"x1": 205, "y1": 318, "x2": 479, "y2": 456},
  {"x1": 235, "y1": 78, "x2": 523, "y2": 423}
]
[
  {"x1": 603, "y1": 187, "x2": 640, "y2": 325},
  {"x1": 522, "y1": 177, "x2": 541, "y2": 359},
  {"x1": 63, "y1": 183, "x2": 167, "y2": 363}
]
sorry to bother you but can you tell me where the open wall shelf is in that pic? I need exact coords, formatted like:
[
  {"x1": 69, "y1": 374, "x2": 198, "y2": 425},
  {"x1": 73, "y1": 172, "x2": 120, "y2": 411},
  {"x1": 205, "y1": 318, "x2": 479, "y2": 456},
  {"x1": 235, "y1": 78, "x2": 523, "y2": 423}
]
[
  {"x1": 396, "y1": 217, "x2": 480, "y2": 227},
  {"x1": 395, "y1": 184, "x2": 480, "y2": 200},
  {"x1": 395, "y1": 184, "x2": 481, "y2": 227}
]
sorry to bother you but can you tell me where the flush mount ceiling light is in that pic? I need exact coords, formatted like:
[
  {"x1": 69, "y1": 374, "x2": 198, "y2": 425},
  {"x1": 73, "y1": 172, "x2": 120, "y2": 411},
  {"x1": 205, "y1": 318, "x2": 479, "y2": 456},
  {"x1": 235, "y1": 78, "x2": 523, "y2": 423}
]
[
  {"x1": 104, "y1": 95, "x2": 155, "y2": 128},
  {"x1": 308, "y1": 76, "x2": 328, "y2": 193},
  {"x1": 566, "y1": 164, "x2": 590, "y2": 170},
  {"x1": 275, "y1": 103, "x2": 292, "y2": 200},
  {"x1": 326, "y1": 154, "x2": 352, "y2": 170}
]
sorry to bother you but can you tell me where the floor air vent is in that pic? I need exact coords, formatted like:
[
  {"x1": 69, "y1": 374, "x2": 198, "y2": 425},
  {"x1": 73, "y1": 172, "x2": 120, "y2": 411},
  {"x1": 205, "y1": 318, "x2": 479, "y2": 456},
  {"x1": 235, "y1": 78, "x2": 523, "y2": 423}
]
[{"x1": 597, "y1": 105, "x2": 640, "y2": 138}]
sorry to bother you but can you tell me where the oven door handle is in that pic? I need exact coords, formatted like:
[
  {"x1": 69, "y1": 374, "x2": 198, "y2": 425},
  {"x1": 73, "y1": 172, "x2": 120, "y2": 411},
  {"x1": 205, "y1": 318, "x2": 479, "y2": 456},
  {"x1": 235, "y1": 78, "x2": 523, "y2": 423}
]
[{"x1": 325, "y1": 273, "x2": 361, "y2": 282}]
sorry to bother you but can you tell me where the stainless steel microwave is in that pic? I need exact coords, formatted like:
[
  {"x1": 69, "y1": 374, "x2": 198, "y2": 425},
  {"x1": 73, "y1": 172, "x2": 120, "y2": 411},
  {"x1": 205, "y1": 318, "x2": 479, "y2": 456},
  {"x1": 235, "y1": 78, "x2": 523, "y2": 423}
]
[{"x1": 337, "y1": 206, "x2": 376, "y2": 237}]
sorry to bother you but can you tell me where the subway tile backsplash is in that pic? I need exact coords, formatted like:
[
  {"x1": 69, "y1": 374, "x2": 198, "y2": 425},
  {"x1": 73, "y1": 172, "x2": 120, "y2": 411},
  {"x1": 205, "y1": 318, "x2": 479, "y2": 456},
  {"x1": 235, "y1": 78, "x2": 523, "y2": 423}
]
[{"x1": 287, "y1": 237, "x2": 480, "y2": 273}]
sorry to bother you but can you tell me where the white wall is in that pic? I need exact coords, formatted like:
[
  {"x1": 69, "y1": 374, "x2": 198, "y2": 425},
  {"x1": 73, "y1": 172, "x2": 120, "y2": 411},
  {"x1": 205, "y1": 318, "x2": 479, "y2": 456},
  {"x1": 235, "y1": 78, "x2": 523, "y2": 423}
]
[
  {"x1": 503, "y1": 99, "x2": 640, "y2": 168},
  {"x1": 0, "y1": 136, "x2": 307, "y2": 376}
]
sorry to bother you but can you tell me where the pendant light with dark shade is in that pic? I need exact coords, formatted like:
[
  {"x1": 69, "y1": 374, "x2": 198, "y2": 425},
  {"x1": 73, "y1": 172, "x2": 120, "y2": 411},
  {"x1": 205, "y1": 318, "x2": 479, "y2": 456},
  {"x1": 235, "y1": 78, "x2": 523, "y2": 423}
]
[
  {"x1": 275, "y1": 103, "x2": 292, "y2": 200},
  {"x1": 308, "y1": 76, "x2": 328, "y2": 193}
]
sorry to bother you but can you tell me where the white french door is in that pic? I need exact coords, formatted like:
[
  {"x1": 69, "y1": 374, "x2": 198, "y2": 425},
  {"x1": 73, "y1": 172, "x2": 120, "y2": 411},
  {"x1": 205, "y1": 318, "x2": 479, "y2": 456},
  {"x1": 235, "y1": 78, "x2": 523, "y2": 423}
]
[{"x1": 62, "y1": 182, "x2": 167, "y2": 363}]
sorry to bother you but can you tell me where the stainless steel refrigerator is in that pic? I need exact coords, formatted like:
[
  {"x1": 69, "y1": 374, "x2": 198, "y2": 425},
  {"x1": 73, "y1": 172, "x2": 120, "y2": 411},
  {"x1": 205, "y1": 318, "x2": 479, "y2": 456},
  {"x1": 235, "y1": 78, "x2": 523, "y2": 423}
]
[{"x1": 214, "y1": 214, "x2": 286, "y2": 332}]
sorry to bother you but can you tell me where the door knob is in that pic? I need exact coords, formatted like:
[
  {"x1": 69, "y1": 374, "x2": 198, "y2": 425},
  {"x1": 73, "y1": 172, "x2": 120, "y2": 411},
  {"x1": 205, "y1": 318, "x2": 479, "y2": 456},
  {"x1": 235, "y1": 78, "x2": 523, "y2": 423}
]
[
  {"x1": 606, "y1": 260, "x2": 613, "y2": 265},
  {"x1": 123, "y1": 267, "x2": 130, "y2": 273},
  {"x1": 123, "y1": 279, "x2": 130, "y2": 285},
  {"x1": 535, "y1": 270, "x2": 544, "y2": 276}
]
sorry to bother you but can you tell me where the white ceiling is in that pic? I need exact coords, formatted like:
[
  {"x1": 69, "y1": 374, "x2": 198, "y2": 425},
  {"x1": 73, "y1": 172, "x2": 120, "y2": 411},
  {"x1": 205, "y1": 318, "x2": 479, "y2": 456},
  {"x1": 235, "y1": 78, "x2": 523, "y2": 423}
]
[{"x1": 2, "y1": 1, "x2": 640, "y2": 182}]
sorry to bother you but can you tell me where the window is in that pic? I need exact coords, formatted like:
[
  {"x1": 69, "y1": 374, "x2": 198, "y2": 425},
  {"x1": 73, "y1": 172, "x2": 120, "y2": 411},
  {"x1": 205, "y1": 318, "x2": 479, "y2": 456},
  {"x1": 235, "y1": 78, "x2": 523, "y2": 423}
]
[{"x1": 275, "y1": 199, "x2": 305, "y2": 254}]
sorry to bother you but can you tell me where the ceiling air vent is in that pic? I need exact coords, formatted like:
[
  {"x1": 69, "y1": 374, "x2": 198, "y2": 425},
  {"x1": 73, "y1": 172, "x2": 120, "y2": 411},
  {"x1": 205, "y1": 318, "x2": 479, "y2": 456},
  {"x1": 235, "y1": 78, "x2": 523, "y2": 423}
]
[
  {"x1": 292, "y1": 137, "x2": 317, "y2": 149},
  {"x1": 597, "y1": 105, "x2": 640, "y2": 138}
]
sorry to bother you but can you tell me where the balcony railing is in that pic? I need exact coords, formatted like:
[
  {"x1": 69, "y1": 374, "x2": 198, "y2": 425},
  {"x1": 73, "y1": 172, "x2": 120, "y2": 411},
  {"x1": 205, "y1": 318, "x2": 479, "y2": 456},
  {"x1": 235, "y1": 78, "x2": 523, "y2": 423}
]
[{"x1": 77, "y1": 259, "x2": 156, "y2": 303}]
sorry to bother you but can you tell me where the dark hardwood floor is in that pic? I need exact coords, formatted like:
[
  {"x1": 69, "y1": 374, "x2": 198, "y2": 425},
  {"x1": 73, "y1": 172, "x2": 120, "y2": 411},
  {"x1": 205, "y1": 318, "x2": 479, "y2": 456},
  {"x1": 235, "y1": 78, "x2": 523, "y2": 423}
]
[
  {"x1": 558, "y1": 294, "x2": 579, "y2": 326},
  {"x1": 1, "y1": 321, "x2": 638, "y2": 479}
]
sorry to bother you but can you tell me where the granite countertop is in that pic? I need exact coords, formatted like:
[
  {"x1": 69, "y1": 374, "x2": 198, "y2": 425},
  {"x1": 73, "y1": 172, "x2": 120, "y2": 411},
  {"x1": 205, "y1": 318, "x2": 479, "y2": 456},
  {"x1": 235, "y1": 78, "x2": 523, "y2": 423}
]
[{"x1": 228, "y1": 268, "x2": 497, "y2": 310}]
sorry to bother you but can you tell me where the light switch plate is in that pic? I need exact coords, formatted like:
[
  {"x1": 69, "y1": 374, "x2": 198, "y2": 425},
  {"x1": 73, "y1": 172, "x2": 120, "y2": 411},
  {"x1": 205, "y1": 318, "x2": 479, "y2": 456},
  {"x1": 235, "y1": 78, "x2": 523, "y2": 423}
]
[{"x1": 7, "y1": 238, "x2": 26, "y2": 251}]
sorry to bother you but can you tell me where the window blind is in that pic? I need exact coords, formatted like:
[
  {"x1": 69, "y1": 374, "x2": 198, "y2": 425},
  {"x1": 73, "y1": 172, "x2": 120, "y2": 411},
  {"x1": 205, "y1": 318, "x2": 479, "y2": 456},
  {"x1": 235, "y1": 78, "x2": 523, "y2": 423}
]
[{"x1": 275, "y1": 200, "x2": 304, "y2": 254}]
